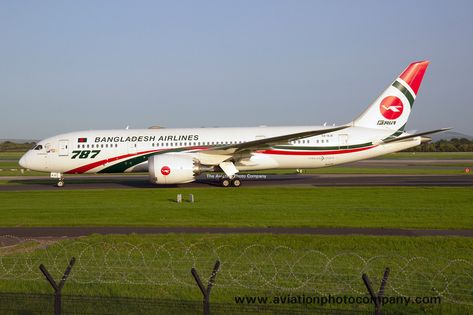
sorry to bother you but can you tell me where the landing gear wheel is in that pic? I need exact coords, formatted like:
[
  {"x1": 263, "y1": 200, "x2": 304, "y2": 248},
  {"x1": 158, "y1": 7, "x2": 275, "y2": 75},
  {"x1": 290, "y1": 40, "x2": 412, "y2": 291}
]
[
  {"x1": 231, "y1": 178, "x2": 241, "y2": 187},
  {"x1": 221, "y1": 178, "x2": 231, "y2": 187},
  {"x1": 56, "y1": 180, "x2": 65, "y2": 188}
]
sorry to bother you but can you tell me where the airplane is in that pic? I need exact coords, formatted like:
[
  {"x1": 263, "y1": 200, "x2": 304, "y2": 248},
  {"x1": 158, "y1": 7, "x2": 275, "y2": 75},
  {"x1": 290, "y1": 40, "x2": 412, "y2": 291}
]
[{"x1": 19, "y1": 61, "x2": 448, "y2": 187}]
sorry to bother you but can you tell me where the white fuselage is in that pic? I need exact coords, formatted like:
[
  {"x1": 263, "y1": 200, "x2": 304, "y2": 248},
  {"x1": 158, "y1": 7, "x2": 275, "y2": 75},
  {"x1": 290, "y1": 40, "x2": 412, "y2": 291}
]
[
  {"x1": 18, "y1": 61, "x2": 434, "y2": 185},
  {"x1": 19, "y1": 125, "x2": 420, "y2": 175}
]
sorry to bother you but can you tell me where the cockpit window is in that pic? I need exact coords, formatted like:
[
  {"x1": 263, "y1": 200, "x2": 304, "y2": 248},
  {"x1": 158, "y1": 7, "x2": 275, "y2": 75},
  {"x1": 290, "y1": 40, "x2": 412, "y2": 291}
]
[{"x1": 34, "y1": 145, "x2": 43, "y2": 150}]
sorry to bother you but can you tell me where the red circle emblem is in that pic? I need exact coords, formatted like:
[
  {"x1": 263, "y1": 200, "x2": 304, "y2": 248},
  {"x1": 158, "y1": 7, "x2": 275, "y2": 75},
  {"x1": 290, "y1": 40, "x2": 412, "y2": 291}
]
[
  {"x1": 161, "y1": 166, "x2": 171, "y2": 176},
  {"x1": 380, "y1": 96, "x2": 404, "y2": 120}
]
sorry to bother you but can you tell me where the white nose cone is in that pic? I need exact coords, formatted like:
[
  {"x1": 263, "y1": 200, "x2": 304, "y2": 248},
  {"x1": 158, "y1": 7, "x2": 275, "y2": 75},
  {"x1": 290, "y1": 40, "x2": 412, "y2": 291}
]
[{"x1": 19, "y1": 154, "x2": 28, "y2": 169}]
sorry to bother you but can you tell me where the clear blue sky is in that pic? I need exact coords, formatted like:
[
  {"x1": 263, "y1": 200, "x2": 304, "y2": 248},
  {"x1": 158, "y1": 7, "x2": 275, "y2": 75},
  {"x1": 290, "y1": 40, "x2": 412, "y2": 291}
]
[{"x1": 1, "y1": 0, "x2": 472, "y2": 139}]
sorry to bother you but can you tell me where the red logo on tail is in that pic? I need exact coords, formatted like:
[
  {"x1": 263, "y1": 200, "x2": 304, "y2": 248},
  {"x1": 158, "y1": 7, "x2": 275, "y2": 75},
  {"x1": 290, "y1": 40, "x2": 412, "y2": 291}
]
[
  {"x1": 380, "y1": 96, "x2": 404, "y2": 120},
  {"x1": 161, "y1": 166, "x2": 171, "y2": 176}
]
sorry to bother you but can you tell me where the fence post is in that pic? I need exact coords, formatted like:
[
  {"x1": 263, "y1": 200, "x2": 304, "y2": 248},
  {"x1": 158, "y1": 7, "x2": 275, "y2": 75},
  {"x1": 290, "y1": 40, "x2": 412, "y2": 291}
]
[
  {"x1": 191, "y1": 260, "x2": 220, "y2": 315},
  {"x1": 362, "y1": 267, "x2": 390, "y2": 315},
  {"x1": 39, "y1": 257, "x2": 76, "y2": 315}
]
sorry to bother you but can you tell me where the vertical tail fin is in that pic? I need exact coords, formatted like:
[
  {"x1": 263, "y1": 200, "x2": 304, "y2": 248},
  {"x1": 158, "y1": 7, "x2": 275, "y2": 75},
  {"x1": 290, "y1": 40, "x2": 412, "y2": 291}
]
[{"x1": 352, "y1": 61, "x2": 429, "y2": 131}]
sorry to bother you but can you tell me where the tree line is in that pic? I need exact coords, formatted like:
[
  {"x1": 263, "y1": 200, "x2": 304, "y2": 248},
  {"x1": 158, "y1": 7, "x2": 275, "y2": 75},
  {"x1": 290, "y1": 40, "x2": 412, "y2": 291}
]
[
  {"x1": 404, "y1": 138, "x2": 473, "y2": 152},
  {"x1": 0, "y1": 141, "x2": 36, "y2": 152}
]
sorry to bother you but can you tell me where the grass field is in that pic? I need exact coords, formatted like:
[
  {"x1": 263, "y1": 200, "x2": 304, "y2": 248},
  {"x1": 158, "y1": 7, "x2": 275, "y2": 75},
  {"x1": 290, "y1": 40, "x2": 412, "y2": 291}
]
[
  {"x1": 0, "y1": 152, "x2": 24, "y2": 160},
  {"x1": 0, "y1": 234, "x2": 471, "y2": 314},
  {"x1": 0, "y1": 187, "x2": 472, "y2": 229},
  {"x1": 374, "y1": 152, "x2": 473, "y2": 159}
]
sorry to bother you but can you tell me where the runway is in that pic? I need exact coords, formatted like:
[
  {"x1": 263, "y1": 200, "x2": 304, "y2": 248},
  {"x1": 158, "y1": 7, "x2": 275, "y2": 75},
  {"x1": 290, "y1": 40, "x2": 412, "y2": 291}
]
[
  {"x1": 0, "y1": 173, "x2": 472, "y2": 190},
  {"x1": 1, "y1": 226, "x2": 472, "y2": 238}
]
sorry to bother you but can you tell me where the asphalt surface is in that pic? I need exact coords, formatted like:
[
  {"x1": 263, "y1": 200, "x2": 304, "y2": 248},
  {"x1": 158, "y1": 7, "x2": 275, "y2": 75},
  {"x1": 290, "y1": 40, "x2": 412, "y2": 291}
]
[
  {"x1": 0, "y1": 173, "x2": 472, "y2": 190},
  {"x1": 0, "y1": 227, "x2": 472, "y2": 238}
]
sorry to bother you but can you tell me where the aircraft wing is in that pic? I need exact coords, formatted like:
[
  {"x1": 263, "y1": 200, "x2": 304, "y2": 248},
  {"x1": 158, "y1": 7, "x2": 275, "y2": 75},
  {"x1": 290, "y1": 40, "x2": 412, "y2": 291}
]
[
  {"x1": 383, "y1": 128, "x2": 451, "y2": 143},
  {"x1": 200, "y1": 125, "x2": 349, "y2": 155}
]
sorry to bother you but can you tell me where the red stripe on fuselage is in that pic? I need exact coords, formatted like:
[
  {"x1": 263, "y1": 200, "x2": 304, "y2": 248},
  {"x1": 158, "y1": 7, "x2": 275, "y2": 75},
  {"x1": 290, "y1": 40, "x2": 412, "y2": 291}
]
[{"x1": 257, "y1": 146, "x2": 376, "y2": 155}]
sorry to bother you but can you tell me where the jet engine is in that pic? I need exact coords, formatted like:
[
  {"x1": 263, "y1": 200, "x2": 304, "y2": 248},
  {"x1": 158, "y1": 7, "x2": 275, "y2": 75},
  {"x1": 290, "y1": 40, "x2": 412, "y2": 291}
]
[{"x1": 148, "y1": 154, "x2": 214, "y2": 184}]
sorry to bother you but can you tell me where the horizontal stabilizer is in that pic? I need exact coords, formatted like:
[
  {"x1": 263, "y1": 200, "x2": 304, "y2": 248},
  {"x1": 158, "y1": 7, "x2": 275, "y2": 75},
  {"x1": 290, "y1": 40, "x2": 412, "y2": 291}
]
[{"x1": 383, "y1": 128, "x2": 451, "y2": 143}]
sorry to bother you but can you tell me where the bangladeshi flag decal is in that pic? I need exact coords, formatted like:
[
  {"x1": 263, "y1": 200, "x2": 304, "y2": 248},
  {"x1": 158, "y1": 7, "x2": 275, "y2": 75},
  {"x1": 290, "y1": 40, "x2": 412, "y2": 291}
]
[{"x1": 78, "y1": 138, "x2": 87, "y2": 143}]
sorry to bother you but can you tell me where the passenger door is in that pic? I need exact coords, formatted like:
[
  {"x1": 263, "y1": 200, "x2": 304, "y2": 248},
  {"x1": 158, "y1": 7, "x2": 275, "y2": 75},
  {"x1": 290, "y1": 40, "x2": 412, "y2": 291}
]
[{"x1": 58, "y1": 140, "x2": 69, "y2": 156}]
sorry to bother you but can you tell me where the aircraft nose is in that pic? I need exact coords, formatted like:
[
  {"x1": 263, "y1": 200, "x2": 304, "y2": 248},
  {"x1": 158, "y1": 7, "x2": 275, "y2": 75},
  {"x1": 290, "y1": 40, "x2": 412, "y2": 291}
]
[{"x1": 19, "y1": 153, "x2": 29, "y2": 169}]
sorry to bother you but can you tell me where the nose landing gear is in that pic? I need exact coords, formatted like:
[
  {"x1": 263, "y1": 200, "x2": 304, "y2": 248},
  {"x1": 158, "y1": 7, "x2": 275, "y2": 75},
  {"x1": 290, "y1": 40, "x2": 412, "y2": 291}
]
[{"x1": 50, "y1": 172, "x2": 65, "y2": 188}]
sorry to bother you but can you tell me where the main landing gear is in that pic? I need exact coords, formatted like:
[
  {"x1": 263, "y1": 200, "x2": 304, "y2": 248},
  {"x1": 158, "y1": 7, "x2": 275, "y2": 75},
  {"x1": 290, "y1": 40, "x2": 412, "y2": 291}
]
[
  {"x1": 220, "y1": 177, "x2": 242, "y2": 187},
  {"x1": 50, "y1": 172, "x2": 65, "y2": 188}
]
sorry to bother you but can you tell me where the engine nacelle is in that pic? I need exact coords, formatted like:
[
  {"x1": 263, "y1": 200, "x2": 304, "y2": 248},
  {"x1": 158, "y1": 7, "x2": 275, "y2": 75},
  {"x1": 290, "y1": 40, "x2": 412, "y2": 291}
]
[{"x1": 148, "y1": 154, "x2": 203, "y2": 184}]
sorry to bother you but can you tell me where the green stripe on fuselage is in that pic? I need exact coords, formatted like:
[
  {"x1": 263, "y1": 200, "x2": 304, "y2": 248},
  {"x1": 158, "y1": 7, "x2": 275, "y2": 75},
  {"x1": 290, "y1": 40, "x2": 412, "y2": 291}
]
[
  {"x1": 98, "y1": 148, "x2": 193, "y2": 173},
  {"x1": 98, "y1": 152, "x2": 157, "y2": 173}
]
